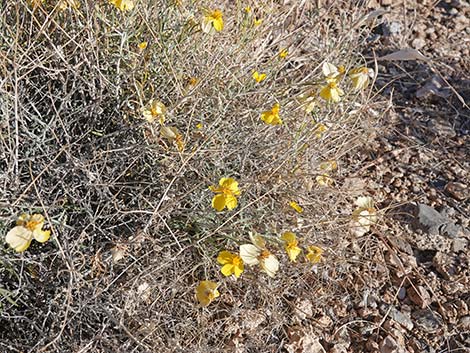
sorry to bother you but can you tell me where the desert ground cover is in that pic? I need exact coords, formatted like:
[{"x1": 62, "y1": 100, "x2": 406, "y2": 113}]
[{"x1": 0, "y1": 0, "x2": 469, "y2": 352}]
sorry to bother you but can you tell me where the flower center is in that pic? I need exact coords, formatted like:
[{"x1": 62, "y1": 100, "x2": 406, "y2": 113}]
[
  {"x1": 232, "y1": 256, "x2": 242, "y2": 266},
  {"x1": 259, "y1": 249, "x2": 271, "y2": 260},
  {"x1": 328, "y1": 82, "x2": 337, "y2": 89}
]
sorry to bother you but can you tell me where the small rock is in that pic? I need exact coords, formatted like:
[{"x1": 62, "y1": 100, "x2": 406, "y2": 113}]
[
  {"x1": 412, "y1": 37, "x2": 426, "y2": 50},
  {"x1": 389, "y1": 306, "x2": 414, "y2": 330},
  {"x1": 445, "y1": 182, "x2": 468, "y2": 201},
  {"x1": 452, "y1": 237, "x2": 468, "y2": 252},
  {"x1": 398, "y1": 287, "x2": 406, "y2": 300},
  {"x1": 380, "y1": 335, "x2": 404, "y2": 353},
  {"x1": 412, "y1": 309, "x2": 443, "y2": 334},
  {"x1": 459, "y1": 316, "x2": 470, "y2": 330},
  {"x1": 383, "y1": 21, "x2": 403, "y2": 36},
  {"x1": 433, "y1": 251, "x2": 457, "y2": 279}
]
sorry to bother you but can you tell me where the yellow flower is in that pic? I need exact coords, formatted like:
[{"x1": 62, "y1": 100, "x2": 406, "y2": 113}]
[
  {"x1": 313, "y1": 123, "x2": 328, "y2": 138},
  {"x1": 217, "y1": 251, "x2": 244, "y2": 278},
  {"x1": 349, "y1": 67, "x2": 374, "y2": 90},
  {"x1": 281, "y1": 232, "x2": 302, "y2": 262},
  {"x1": 316, "y1": 174, "x2": 334, "y2": 186},
  {"x1": 195, "y1": 280, "x2": 220, "y2": 307},
  {"x1": 138, "y1": 41, "x2": 148, "y2": 50},
  {"x1": 239, "y1": 232, "x2": 279, "y2": 277},
  {"x1": 196, "y1": 122, "x2": 203, "y2": 129},
  {"x1": 160, "y1": 126, "x2": 184, "y2": 152},
  {"x1": 253, "y1": 18, "x2": 263, "y2": 26},
  {"x1": 109, "y1": 0, "x2": 134, "y2": 11},
  {"x1": 279, "y1": 49, "x2": 288, "y2": 59},
  {"x1": 261, "y1": 103, "x2": 282, "y2": 125},
  {"x1": 142, "y1": 100, "x2": 166, "y2": 124},
  {"x1": 298, "y1": 91, "x2": 316, "y2": 113},
  {"x1": 306, "y1": 245, "x2": 323, "y2": 264},
  {"x1": 322, "y1": 62, "x2": 345, "y2": 79},
  {"x1": 5, "y1": 214, "x2": 51, "y2": 253},
  {"x1": 201, "y1": 9, "x2": 224, "y2": 33},
  {"x1": 351, "y1": 196, "x2": 377, "y2": 236},
  {"x1": 319, "y1": 78, "x2": 344, "y2": 103},
  {"x1": 244, "y1": 6, "x2": 252, "y2": 13},
  {"x1": 209, "y1": 177, "x2": 240, "y2": 212},
  {"x1": 252, "y1": 71, "x2": 266, "y2": 83},
  {"x1": 289, "y1": 201, "x2": 303, "y2": 214}
]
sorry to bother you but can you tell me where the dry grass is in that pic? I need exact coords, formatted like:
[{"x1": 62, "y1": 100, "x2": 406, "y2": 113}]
[{"x1": 0, "y1": 1, "x2": 389, "y2": 352}]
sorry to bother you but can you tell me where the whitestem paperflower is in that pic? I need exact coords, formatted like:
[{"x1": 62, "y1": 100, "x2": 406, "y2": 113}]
[
  {"x1": 142, "y1": 100, "x2": 166, "y2": 124},
  {"x1": 253, "y1": 18, "x2": 263, "y2": 26},
  {"x1": 201, "y1": 9, "x2": 224, "y2": 33},
  {"x1": 5, "y1": 214, "x2": 51, "y2": 252},
  {"x1": 313, "y1": 123, "x2": 328, "y2": 138},
  {"x1": 209, "y1": 177, "x2": 240, "y2": 211},
  {"x1": 316, "y1": 174, "x2": 334, "y2": 186},
  {"x1": 319, "y1": 78, "x2": 344, "y2": 103},
  {"x1": 196, "y1": 281, "x2": 219, "y2": 307},
  {"x1": 261, "y1": 103, "x2": 282, "y2": 125},
  {"x1": 289, "y1": 201, "x2": 303, "y2": 213},
  {"x1": 322, "y1": 62, "x2": 345, "y2": 79},
  {"x1": 217, "y1": 251, "x2": 244, "y2": 278},
  {"x1": 306, "y1": 245, "x2": 323, "y2": 264},
  {"x1": 252, "y1": 71, "x2": 266, "y2": 83},
  {"x1": 281, "y1": 232, "x2": 302, "y2": 262},
  {"x1": 239, "y1": 232, "x2": 279, "y2": 277},
  {"x1": 160, "y1": 126, "x2": 184, "y2": 152},
  {"x1": 351, "y1": 196, "x2": 377, "y2": 236},
  {"x1": 138, "y1": 41, "x2": 148, "y2": 50},
  {"x1": 349, "y1": 67, "x2": 374, "y2": 90},
  {"x1": 109, "y1": 0, "x2": 134, "y2": 11}
]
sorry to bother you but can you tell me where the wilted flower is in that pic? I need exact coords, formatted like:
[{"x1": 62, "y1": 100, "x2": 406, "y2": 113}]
[
  {"x1": 319, "y1": 160, "x2": 337, "y2": 172},
  {"x1": 142, "y1": 100, "x2": 166, "y2": 124},
  {"x1": 281, "y1": 232, "x2": 302, "y2": 262},
  {"x1": 306, "y1": 245, "x2": 323, "y2": 264},
  {"x1": 261, "y1": 103, "x2": 282, "y2": 125},
  {"x1": 319, "y1": 78, "x2": 344, "y2": 103},
  {"x1": 196, "y1": 280, "x2": 220, "y2": 307},
  {"x1": 239, "y1": 232, "x2": 279, "y2": 277},
  {"x1": 201, "y1": 9, "x2": 224, "y2": 33},
  {"x1": 109, "y1": 0, "x2": 134, "y2": 11},
  {"x1": 209, "y1": 177, "x2": 240, "y2": 211},
  {"x1": 316, "y1": 174, "x2": 334, "y2": 186},
  {"x1": 252, "y1": 71, "x2": 266, "y2": 83},
  {"x1": 289, "y1": 201, "x2": 303, "y2": 214},
  {"x1": 351, "y1": 196, "x2": 377, "y2": 236},
  {"x1": 217, "y1": 250, "x2": 244, "y2": 278},
  {"x1": 5, "y1": 214, "x2": 51, "y2": 252},
  {"x1": 160, "y1": 126, "x2": 184, "y2": 152},
  {"x1": 58, "y1": 0, "x2": 81, "y2": 10},
  {"x1": 322, "y1": 62, "x2": 345, "y2": 79},
  {"x1": 313, "y1": 122, "x2": 328, "y2": 138},
  {"x1": 279, "y1": 49, "x2": 288, "y2": 59},
  {"x1": 349, "y1": 67, "x2": 374, "y2": 90}
]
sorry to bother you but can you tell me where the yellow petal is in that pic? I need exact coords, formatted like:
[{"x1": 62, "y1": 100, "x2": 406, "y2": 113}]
[
  {"x1": 5, "y1": 226, "x2": 33, "y2": 252},
  {"x1": 217, "y1": 250, "x2": 234, "y2": 265},
  {"x1": 33, "y1": 229, "x2": 50, "y2": 243},
  {"x1": 289, "y1": 201, "x2": 303, "y2": 214},
  {"x1": 281, "y1": 232, "x2": 297, "y2": 244},
  {"x1": 213, "y1": 17, "x2": 224, "y2": 32},
  {"x1": 286, "y1": 246, "x2": 302, "y2": 262},
  {"x1": 279, "y1": 49, "x2": 288, "y2": 59},
  {"x1": 224, "y1": 195, "x2": 238, "y2": 210},
  {"x1": 221, "y1": 263, "x2": 234, "y2": 277},
  {"x1": 239, "y1": 244, "x2": 260, "y2": 265},
  {"x1": 212, "y1": 194, "x2": 226, "y2": 211},
  {"x1": 233, "y1": 263, "x2": 244, "y2": 278}
]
